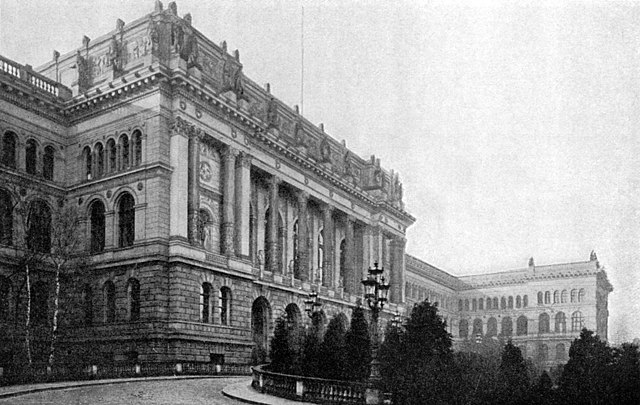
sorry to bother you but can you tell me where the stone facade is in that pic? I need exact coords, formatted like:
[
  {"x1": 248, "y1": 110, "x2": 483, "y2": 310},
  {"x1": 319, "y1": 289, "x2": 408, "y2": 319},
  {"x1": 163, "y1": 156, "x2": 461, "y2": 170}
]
[{"x1": 0, "y1": 2, "x2": 413, "y2": 368}]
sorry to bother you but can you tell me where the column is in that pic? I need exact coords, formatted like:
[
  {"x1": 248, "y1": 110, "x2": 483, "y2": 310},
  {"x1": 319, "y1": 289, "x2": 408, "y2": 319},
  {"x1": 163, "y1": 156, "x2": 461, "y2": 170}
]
[
  {"x1": 371, "y1": 225, "x2": 382, "y2": 264},
  {"x1": 321, "y1": 205, "x2": 334, "y2": 288},
  {"x1": 235, "y1": 152, "x2": 251, "y2": 257},
  {"x1": 266, "y1": 176, "x2": 280, "y2": 273},
  {"x1": 390, "y1": 237, "x2": 406, "y2": 304},
  {"x1": 221, "y1": 146, "x2": 237, "y2": 256},
  {"x1": 362, "y1": 226, "x2": 373, "y2": 283},
  {"x1": 296, "y1": 191, "x2": 309, "y2": 282},
  {"x1": 186, "y1": 130, "x2": 200, "y2": 244},
  {"x1": 344, "y1": 215, "x2": 355, "y2": 294}
]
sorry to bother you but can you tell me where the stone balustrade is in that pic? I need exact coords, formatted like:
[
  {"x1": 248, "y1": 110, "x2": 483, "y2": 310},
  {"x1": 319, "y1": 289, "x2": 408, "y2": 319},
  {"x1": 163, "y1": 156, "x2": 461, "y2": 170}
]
[{"x1": 0, "y1": 54, "x2": 71, "y2": 100}]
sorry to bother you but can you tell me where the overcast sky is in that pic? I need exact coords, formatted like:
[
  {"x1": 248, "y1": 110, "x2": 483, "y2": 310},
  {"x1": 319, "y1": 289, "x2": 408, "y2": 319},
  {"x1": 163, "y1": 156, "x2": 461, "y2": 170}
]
[{"x1": 1, "y1": 0, "x2": 638, "y2": 342}]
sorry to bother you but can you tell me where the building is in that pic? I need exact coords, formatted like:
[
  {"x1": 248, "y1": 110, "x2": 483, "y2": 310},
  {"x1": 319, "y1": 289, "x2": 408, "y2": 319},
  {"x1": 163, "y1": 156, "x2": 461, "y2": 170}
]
[
  {"x1": 0, "y1": 1, "x2": 611, "y2": 372},
  {"x1": 405, "y1": 253, "x2": 613, "y2": 369}
]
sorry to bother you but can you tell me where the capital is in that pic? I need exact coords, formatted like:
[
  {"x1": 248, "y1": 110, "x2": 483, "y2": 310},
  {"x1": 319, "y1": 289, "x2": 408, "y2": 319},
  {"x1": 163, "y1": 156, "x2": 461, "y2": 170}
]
[
  {"x1": 268, "y1": 175, "x2": 281, "y2": 189},
  {"x1": 321, "y1": 204, "x2": 334, "y2": 216},
  {"x1": 237, "y1": 152, "x2": 252, "y2": 169},
  {"x1": 221, "y1": 145, "x2": 239, "y2": 160},
  {"x1": 297, "y1": 190, "x2": 309, "y2": 204}
]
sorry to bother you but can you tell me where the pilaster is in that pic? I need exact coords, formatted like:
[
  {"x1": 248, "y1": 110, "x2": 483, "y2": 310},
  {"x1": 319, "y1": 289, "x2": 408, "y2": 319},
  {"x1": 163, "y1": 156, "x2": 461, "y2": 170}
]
[
  {"x1": 235, "y1": 152, "x2": 251, "y2": 257},
  {"x1": 266, "y1": 176, "x2": 280, "y2": 273},
  {"x1": 322, "y1": 205, "x2": 334, "y2": 288},
  {"x1": 296, "y1": 191, "x2": 309, "y2": 281},
  {"x1": 221, "y1": 146, "x2": 238, "y2": 256}
]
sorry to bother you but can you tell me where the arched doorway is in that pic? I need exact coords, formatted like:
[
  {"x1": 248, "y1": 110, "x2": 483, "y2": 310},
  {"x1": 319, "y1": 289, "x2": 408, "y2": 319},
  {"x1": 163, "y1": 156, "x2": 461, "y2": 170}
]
[{"x1": 251, "y1": 297, "x2": 271, "y2": 364}]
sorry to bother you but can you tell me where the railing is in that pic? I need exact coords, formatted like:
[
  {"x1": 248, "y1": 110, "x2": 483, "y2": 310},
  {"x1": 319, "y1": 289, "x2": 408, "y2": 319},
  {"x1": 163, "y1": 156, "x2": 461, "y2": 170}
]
[
  {"x1": 0, "y1": 361, "x2": 250, "y2": 386},
  {"x1": 0, "y1": 54, "x2": 70, "y2": 99},
  {"x1": 252, "y1": 365, "x2": 366, "y2": 404}
]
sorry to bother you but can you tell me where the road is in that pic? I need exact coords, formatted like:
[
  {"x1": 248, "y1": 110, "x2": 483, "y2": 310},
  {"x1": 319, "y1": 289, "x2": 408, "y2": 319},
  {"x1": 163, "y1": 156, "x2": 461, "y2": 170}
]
[{"x1": 0, "y1": 377, "x2": 248, "y2": 405}]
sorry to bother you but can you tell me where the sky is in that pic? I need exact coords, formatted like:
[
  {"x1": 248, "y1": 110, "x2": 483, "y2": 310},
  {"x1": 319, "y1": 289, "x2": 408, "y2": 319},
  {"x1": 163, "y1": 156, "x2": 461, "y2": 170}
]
[{"x1": 1, "y1": 0, "x2": 638, "y2": 342}]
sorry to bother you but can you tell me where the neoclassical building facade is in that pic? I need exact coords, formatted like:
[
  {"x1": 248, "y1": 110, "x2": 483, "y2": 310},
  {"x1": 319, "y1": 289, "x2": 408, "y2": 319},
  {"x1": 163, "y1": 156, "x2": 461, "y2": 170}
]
[{"x1": 0, "y1": 2, "x2": 611, "y2": 371}]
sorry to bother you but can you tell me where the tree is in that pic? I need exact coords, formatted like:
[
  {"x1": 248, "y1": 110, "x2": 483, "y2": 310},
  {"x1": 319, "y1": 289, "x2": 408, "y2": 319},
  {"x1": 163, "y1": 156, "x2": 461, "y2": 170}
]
[
  {"x1": 608, "y1": 343, "x2": 640, "y2": 404},
  {"x1": 344, "y1": 305, "x2": 371, "y2": 381},
  {"x1": 379, "y1": 317, "x2": 404, "y2": 394},
  {"x1": 270, "y1": 314, "x2": 294, "y2": 373},
  {"x1": 301, "y1": 311, "x2": 324, "y2": 377},
  {"x1": 529, "y1": 371, "x2": 555, "y2": 405},
  {"x1": 494, "y1": 341, "x2": 530, "y2": 405},
  {"x1": 318, "y1": 314, "x2": 348, "y2": 379}
]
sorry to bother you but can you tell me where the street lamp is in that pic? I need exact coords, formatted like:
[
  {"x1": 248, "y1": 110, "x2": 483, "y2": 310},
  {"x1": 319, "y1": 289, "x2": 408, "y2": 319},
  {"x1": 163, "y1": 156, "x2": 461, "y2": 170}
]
[
  {"x1": 304, "y1": 290, "x2": 322, "y2": 318},
  {"x1": 390, "y1": 311, "x2": 402, "y2": 329},
  {"x1": 361, "y1": 262, "x2": 390, "y2": 405}
]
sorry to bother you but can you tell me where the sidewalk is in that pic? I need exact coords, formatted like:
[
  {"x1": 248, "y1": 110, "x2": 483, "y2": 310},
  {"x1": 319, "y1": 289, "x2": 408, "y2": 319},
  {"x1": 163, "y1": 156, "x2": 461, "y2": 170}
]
[
  {"x1": 222, "y1": 380, "x2": 315, "y2": 405},
  {"x1": 0, "y1": 375, "x2": 218, "y2": 400}
]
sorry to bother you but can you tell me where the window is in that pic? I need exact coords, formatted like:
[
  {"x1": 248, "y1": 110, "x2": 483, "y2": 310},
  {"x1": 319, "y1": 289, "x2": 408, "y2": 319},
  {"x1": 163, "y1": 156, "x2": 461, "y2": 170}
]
[
  {"x1": 508, "y1": 296, "x2": 514, "y2": 309},
  {"x1": 83, "y1": 284, "x2": 93, "y2": 326},
  {"x1": 95, "y1": 143, "x2": 104, "y2": 178},
  {"x1": 0, "y1": 189, "x2": 12, "y2": 246},
  {"x1": 27, "y1": 200, "x2": 51, "y2": 253},
  {"x1": 1, "y1": 132, "x2": 16, "y2": 168},
  {"x1": 501, "y1": 317, "x2": 513, "y2": 337},
  {"x1": 501, "y1": 297, "x2": 506, "y2": 309},
  {"x1": 220, "y1": 287, "x2": 231, "y2": 325},
  {"x1": 25, "y1": 140, "x2": 37, "y2": 175},
  {"x1": 493, "y1": 297, "x2": 498, "y2": 309},
  {"x1": 537, "y1": 291, "x2": 543, "y2": 305},
  {"x1": 0, "y1": 276, "x2": 10, "y2": 320},
  {"x1": 127, "y1": 278, "x2": 140, "y2": 321},
  {"x1": 571, "y1": 311, "x2": 584, "y2": 332},
  {"x1": 553, "y1": 290, "x2": 559, "y2": 304},
  {"x1": 31, "y1": 281, "x2": 48, "y2": 325},
  {"x1": 539, "y1": 313, "x2": 550, "y2": 334},
  {"x1": 317, "y1": 230, "x2": 324, "y2": 271},
  {"x1": 201, "y1": 283, "x2": 212, "y2": 323},
  {"x1": 459, "y1": 319, "x2": 469, "y2": 339},
  {"x1": 486, "y1": 298, "x2": 492, "y2": 310},
  {"x1": 104, "y1": 281, "x2": 116, "y2": 323},
  {"x1": 473, "y1": 318, "x2": 483, "y2": 336},
  {"x1": 538, "y1": 344, "x2": 549, "y2": 362},
  {"x1": 133, "y1": 130, "x2": 142, "y2": 166},
  {"x1": 118, "y1": 193, "x2": 135, "y2": 247},
  {"x1": 486, "y1": 317, "x2": 497, "y2": 337},
  {"x1": 107, "y1": 139, "x2": 116, "y2": 173},
  {"x1": 555, "y1": 312, "x2": 566, "y2": 333},
  {"x1": 89, "y1": 200, "x2": 106, "y2": 253},
  {"x1": 516, "y1": 295, "x2": 522, "y2": 308},
  {"x1": 561, "y1": 290, "x2": 568, "y2": 303},
  {"x1": 571, "y1": 289, "x2": 577, "y2": 303},
  {"x1": 119, "y1": 134, "x2": 129, "y2": 170},
  {"x1": 464, "y1": 299, "x2": 469, "y2": 311},
  {"x1": 43, "y1": 146, "x2": 55, "y2": 180},
  {"x1": 516, "y1": 315, "x2": 528, "y2": 336},
  {"x1": 338, "y1": 238, "x2": 346, "y2": 285},
  {"x1": 478, "y1": 298, "x2": 484, "y2": 311},
  {"x1": 544, "y1": 291, "x2": 550, "y2": 304},
  {"x1": 523, "y1": 295, "x2": 528, "y2": 307},
  {"x1": 83, "y1": 146, "x2": 92, "y2": 180},
  {"x1": 293, "y1": 220, "x2": 301, "y2": 278},
  {"x1": 556, "y1": 343, "x2": 566, "y2": 361},
  {"x1": 578, "y1": 289, "x2": 585, "y2": 303},
  {"x1": 458, "y1": 299, "x2": 463, "y2": 312},
  {"x1": 277, "y1": 214, "x2": 284, "y2": 273},
  {"x1": 472, "y1": 298, "x2": 477, "y2": 311}
]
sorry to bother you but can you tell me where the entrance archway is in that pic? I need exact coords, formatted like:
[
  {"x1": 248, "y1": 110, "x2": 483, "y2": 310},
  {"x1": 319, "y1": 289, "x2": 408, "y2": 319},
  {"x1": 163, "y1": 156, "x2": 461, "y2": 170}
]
[{"x1": 251, "y1": 297, "x2": 271, "y2": 363}]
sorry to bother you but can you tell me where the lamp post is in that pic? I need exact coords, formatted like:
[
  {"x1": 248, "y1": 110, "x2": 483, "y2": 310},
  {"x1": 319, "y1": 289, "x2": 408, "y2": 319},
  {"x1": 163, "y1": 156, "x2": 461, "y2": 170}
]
[
  {"x1": 304, "y1": 290, "x2": 322, "y2": 318},
  {"x1": 390, "y1": 310, "x2": 402, "y2": 329},
  {"x1": 361, "y1": 262, "x2": 390, "y2": 405}
]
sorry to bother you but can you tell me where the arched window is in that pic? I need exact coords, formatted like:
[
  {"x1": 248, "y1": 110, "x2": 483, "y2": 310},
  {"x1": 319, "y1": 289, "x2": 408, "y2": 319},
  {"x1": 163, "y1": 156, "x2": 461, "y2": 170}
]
[
  {"x1": 95, "y1": 143, "x2": 104, "y2": 178},
  {"x1": 523, "y1": 295, "x2": 528, "y2": 307},
  {"x1": 339, "y1": 238, "x2": 346, "y2": 285},
  {"x1": 464, "y1": 299, "x2": 470, "y2": 311},
  {"x1": 493, "y1": 297, "x2": 498, "y2": 309},
  {"x1": 0, "y1": 189, "x2": 12, "y2": 246},
  {"x1": 201, "y1": 283, "x2": 212, "y2": 323},
  {"x1": 89, "y1": 200, "x2": 105, "y2": 253},
  {"x1": 553, "y1": 290, "x2": 559, "y2": 304},
  {"x1": 107, "y1": 139, "x2": 116, "y2": 173},
  {"x1": 27, "y1": 200, "x2": 51, "y2": 253},
  {"x1": 1, "y1": 131, "x2": 16, "y2": 168},
  {"x1": 0, "y1": 276, "x2": 11, "y2": 320},
  {"x1": 500, "y1": 297, "x2": 506, "y2": 309},
  {"x1": 516, "y1": 315, "x2": 528, "y2": 336},
  {"x1": 561, "y1": 290, "x2": 568, "y2": 303},
  {"x1": 277, "y1": 214, "x2": 285, "y2": 273},
  {"x1": 478, "y1": 298, "x2": 484, "y2": 311},
  {"x1": 571, "y1": 311, "x2": 584, "y2": 331},
  {"x1": 458, "y1": 299, "x2": 463, "y2": 312},
  {"x1": 556, "y1": 343, "x2": 566, "y2": 360},
  {"x1": 119, "y1": 134, "x2": 129, "y2": 170},
  {"x1": 31, "y1": 281, "x2": 48, "y2": 325},
  {"x1": 472, "y1": 298, "x2": 477, "y2": 311},
  {"x1": 516, "y1": 295, "x2": 522, "y2": 308},
  {"x1": 544, "y1": 291, "x2": 551, "y2": 304},
  {"x1": 118, "y1": 193, "x2": 135, "y2": 247},
  {"x1": 539, "y1": 313, "x2": 550, "y2": 334},
  {"x1": 508, "y1": 296, "x2": 514, "y2": 309},
  {"x1": 486, "y1": 317, "x2": 497, "y2": 337},
  {"x1": 127, "y1": 278, "x2": 140, "y2": 321},
  {"x1": 555, "y1": 312, "x2": 566, "y2": 333},
  {"x1": 538, "y1": 344, "x2": 549, "y2": 362},
  {"x1": 83, "y1": 146, "x2": 92, "y2": 180},
  {"x1": 537, "y1": 291, "x2": 543, "y2": 305},
  {"x1": 459, "y1": 319, "x2": 469, "y2": 339},
  {"x1": 82, "y1": 284, "x2": 93, "y2": 326},
  {"x1": 133, "y1": 130, "x2": 142, "y2": 166},
  {"x1": 43, "y1": 146, "x2": 55, "y2": 180},
  {"x1": 103, "y1": 281, "x2": 116, "y2": 323},
  {"x1": 501, "y1": 317, "x2": 513, "y2": 337},
  {"x1": 486, "y1": 298, "x2": 492, "y2": 310},
  {"x1": 293, "y1": 220, "x2": 302, "y2": 278},
  {"x1": 317, "y1": 230, "x2": 324, "y2": 271},
  {"x1": 249, "y1": 203, "x2": 255, "y2": 260},
  {"x1": 578, "y1": 289, "x2": 585, "y2": 303},
  {"x1": 25, "y1": 140, "x2": 37, "y2": 175},
  {"x1": 570, "y1": 289, "x2": 577, "y2": 303},
  {"x1": 220, "y1": 286, "x2": 231, "y2": 326},
  {"x1": 197, "y1": 209, "x2": 212, "y2": 249},
  {"x1": 473, "y1": 318, "x2": 483, "y2": 336}
]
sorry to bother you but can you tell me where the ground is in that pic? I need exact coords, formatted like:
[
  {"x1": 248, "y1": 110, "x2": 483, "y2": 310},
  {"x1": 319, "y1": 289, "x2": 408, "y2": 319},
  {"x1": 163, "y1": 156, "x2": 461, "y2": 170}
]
[{"x1": 0, "y1": 377, "x2": 248, "y2": 405}]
